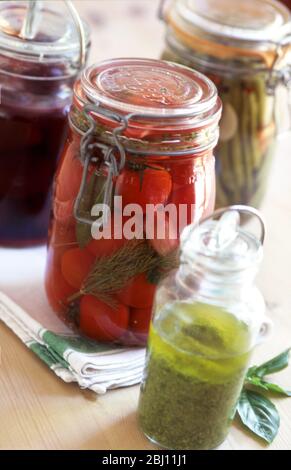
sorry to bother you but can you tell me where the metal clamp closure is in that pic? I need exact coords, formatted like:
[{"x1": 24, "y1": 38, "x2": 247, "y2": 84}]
[
  {"x1": 74, "y1": 104, "x2": 127, "y2": 227},
  {"x1": 158, "y1": 0, "x2": 169, "y2": 21},
  {"x1": 73, "y1": 101, "x2": 220, "y2": 227},
  {"x1": 65, "y1": 0, "x2": 87, "y2": 69}
]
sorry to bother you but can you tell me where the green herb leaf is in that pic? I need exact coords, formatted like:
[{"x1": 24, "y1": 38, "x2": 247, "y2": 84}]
[
  {"x1": 76, "y1": 223, "x2": 92, "y2": 250},
  {"x1": 146, "y1": 267, "x2": 162, "y2": 285},
  {"x1": 237, "y1": 390, "x2": 280, "y2": 443},
  {"x1": 146, "y1": 249, "x2": 179, "y2": 285},
  {"x1": 76, "y1": 172, "x2": 106, "y2": 249},
  {"x1": 245, "y1": 376, "x2": 291, "y2": 396},
  {"x1": 247, "y1": 349, "x2": 290, "y2": 379}
]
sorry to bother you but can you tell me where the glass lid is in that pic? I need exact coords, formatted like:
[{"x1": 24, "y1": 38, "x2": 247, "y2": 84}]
[
  {"x1": 181, "y1": 207, "x2": 264, "y2": 272},
  {"x1": 80, "y1": 58, "x2": 219, "y2": 118},
  {"x1": 0, "y1": 1, "x2": 89, "y2": 60},
  {"x1": 171, "y1": 0, "x2": 291, "y2": 43}
]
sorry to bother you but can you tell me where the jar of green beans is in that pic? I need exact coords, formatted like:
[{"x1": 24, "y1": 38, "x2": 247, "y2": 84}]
[{"x1": 160, "y1": 0, "x2": 291, "y2": 208}]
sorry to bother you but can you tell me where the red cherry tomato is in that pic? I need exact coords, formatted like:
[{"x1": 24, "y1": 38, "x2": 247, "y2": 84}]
[
  {"x1": 121, "y1": 213, "x2": 144, "y2": 239},
  {"x1": 46, "y1": 245, "x2": 63, "y2": 271},
  {"x1": 117, "y1": 273, "x2": 156, "y2": 309},
  {"x1": 80, "y1": 295, "x2": 129, "y2": 342},
  {"x1": 48, "y1": 220, "x2": 77, "y2": 249},
  {"x1": 170, "y1": 160, "x2": 197, "y2": 225},
  {"x1": 87, "y1": 236, "x2": 128, "y2": 258},
  {"x1": 170, "y1": 185, "x2": 197, "y2": 229},
  {"x1": 147, "y1": 212, "x2": 179, "y2": 256},
  {"x1": 115, "y1": 166, "x2": 172, "y2": 212},
  {"x1": 87, "y1": 216, "x2": 129, "y2": 257},
  {"x1": 61, "y1": 248, "x2": 94, "y2": 289},
  {"x1": 55, "y1": 149, "x2": 83, "y2": 202},
  {"x1": 53, "y1": 198, "x2": 75, "y2": 223},
  {"x1": 169, "y1": 153, "x2": 215, "y2": 229},
  {"x1": 45, "y1": 266, "x2": 76, "y2": 315},
  {"x1": 130, "y1": 307, "x2": 152, "y2": 337}
]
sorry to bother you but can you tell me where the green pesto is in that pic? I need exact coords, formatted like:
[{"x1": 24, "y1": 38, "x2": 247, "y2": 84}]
[{"x1": 138, "y1": 302, "x2": 252, "y2": 450}]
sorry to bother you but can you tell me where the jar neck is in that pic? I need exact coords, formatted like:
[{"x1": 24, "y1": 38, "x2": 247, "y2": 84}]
[
  {"x1": 69, "y1": 102, "x2": 221, "y2": 156},
  {"x1": 166, "y1": 5, "x2": 291, "y2": 70},
  {"x1": 165, "y1": 28, "x2": 290, "y2": 81},
  {"x1": 176, "y1": 261, "x2": 258, "y2": 303}
]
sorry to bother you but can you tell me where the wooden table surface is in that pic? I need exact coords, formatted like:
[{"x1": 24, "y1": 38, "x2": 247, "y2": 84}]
[{"x1": 1, "y1": 0, "x2": 291, "y2": 451}]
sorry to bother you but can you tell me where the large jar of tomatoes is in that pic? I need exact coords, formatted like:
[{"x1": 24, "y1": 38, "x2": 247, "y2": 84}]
[
  {"x1": 160, "y1": 0, "x2": 291, "y2": 208},
  {"x1": 45, "y1": 58, "x2": 222, "y2": 346}
]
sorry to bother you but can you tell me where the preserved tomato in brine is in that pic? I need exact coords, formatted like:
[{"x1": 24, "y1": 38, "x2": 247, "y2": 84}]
[
  {"x1": 45, "y1": 58, "x2": 221, "y2": 346},
  {"x1": 115, "y1": 165, "x2": 172, "y2": 211}
]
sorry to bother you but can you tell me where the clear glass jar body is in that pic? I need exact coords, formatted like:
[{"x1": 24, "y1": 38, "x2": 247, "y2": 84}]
[
  {"x1": 45, "y1": 58, "x2": 221, "y2": 346},
  {"x1": 45, "y1": 128, "x2": 216, "y2": 346},
  {"x1": 138, "y1": 262, "x2": 266, "y2": 449},
  {"x1": 161, "y1": 33, "x2": 283, "y2": 208}
]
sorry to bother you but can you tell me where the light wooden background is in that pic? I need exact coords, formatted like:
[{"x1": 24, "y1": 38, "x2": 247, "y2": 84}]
[{"x1": 0, "y1": 0, "x2": 291, "y2": 450}]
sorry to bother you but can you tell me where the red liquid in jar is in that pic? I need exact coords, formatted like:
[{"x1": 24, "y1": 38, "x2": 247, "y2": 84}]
[
  {"x1": 280, "y1": 0, "x2": 291, "y2": 9},
  {"x1": 0, "y1": 60, "x2": 72, "y2": 247},
  {"x1": 0, "y1": 105, "x2": 68, "y2": 246},
  {"x1": 0, "y1": 0, "x2": 90, "y2": 247}
]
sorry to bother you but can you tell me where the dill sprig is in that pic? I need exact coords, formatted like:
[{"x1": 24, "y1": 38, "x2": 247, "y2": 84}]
[{"x1": 68, "y1": 239, "x2": 179, "y2": 306}]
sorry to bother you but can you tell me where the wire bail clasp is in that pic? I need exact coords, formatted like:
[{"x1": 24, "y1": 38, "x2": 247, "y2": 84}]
[
  {"x1": 157, "y1": 0, "x2": 170, "y2": 21},
  {"x1": 74, "y1": 104, "x2": 127, "y2": 230},
  {"x1": 20, "y1": 0, "x2": 87, "y2": 69},
  {"x1": 263, "y1": 34, "x2": 291, "y2": 135},
  {"x1": 266, "y1": 36, "x2": 291, "y2": 94}
]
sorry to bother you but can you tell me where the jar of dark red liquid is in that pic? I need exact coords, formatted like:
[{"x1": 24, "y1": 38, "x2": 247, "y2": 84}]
[
  {"x1": 0, "y1": 0, "x2": 90, "y2": 247},
  {"x1": 45, "y1": 58, "x2": 222, "y2": 346}
]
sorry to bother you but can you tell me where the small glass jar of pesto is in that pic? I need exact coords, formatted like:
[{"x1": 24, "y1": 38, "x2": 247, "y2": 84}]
[{"x1": 138, "y1": 205, "x2": 272, "y2": 450}]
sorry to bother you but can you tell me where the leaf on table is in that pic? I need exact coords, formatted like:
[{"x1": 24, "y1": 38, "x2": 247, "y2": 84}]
[
  {"x1": 237, "y1": 390, "x2": 280, "y2": 443},
  {"x1": 247, "y1": 349, "x2": 290, "y2": 379},
  {"x1": 245, "y1": 376, "x2": 291, "y2": 396}
]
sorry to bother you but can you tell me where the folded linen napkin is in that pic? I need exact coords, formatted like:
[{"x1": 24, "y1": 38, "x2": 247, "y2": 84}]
[{"x1": 0, "y1": 291, "x2": 145, "y2": 394}]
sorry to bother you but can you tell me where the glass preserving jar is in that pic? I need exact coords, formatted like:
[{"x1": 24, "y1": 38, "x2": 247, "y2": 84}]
[
  {"x1": 45, "y1": 58, "x2": 222, "y2": 346},
  {"x1": 0, "y1": 1, "x2": 90, "y2": 247},
  {"x1": 160, "y1": 0, "x2": 291, "y2": 208},
  {"x1": 138, "y1": 205, "x2": 272, "y2": 450}
]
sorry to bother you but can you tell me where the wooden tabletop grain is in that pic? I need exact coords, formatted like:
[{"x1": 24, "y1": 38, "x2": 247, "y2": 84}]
[{"x1": 0, "y1": 0, "x2": 291, "y2": 450}]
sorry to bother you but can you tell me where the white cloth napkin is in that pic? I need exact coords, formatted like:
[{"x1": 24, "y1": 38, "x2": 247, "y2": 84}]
[{"x1": 0, "y1": 247, "x2": 145, "y2": 394}]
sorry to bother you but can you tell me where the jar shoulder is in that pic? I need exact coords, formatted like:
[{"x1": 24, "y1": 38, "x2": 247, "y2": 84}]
[{"x1": 155, "y1": 270, "x2": 265, "y2": 327}]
